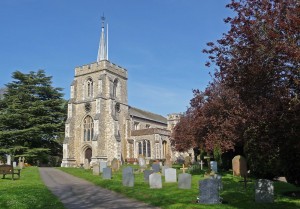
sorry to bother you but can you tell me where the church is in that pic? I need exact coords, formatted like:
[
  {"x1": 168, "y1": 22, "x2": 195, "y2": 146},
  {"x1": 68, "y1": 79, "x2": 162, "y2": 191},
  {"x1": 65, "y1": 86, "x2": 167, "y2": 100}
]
[{"x1": 61, "y1": 17, "x2": 182, "y2": 167}]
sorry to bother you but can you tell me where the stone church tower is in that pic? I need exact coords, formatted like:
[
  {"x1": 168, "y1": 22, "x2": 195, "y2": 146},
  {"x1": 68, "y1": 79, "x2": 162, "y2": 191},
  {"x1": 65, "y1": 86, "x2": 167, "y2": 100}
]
[{"x1": 61, "y1": 17, "x2": 129, "y2": 167}]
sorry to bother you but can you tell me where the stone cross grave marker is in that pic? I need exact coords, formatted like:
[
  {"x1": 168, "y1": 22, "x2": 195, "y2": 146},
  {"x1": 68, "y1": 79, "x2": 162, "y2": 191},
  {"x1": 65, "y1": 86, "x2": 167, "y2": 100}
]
[
  {"x1": 144, "y1": 170, "x2": 154, "y2": 182},
  {"x1": 100, "y1": 161, "x2": 107, "y2": 173},
  {"x1": 102, "y1": 167, "x2": 112, "y2": 180},
  {"x1": 199, "y1": 178, "x2": 221, "y2": 204},
  {"x1": 165, "y1": 168, "x2": 177, "y2": 183},
  {"x1": 93, "y1": 164, "x2": 100, "y2": 175},
  {"x1": 180, "y1": 164, "x2": 188, "y2": 173},
  {"x1": 210, "y1": 161, "x2": 218, "y2": 173},
  {"x1": 178, "y1": 173, "x2": 192, "y2": 189},
  {"x1": 84, "y1": 159, "x2": 90, "y2": 169},
  {"x1": 111, "y1": 158, "x2": 120, "y2": 172},
  {"x1": 255, "y1": 179, "x2": 274, "y2": 203},
  {"x1": 149, "y1": 173, "x2": 162, "y2": 189},
  {"x1": 152, "y1": 163, "x2": 160, "y2": 173},
  {"x1": 200, "y1": 160, "x2": 204, "y2": 170},
  {"x1": 122, "y1": 166, "x2": 134, "y2": 187}
]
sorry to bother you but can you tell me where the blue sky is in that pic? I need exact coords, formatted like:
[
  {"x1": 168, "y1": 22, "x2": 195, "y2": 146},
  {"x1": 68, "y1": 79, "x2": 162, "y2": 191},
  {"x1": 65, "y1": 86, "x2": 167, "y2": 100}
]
[{"x1": 0, "y1": 0, "x2": 232, "y2": 116}]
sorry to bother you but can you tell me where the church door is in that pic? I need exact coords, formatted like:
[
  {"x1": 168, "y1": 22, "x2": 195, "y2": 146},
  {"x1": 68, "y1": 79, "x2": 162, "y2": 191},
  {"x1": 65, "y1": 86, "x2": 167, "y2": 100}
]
[{"x1": 85, "y1": 148, "x2": 92, "y2": 163}]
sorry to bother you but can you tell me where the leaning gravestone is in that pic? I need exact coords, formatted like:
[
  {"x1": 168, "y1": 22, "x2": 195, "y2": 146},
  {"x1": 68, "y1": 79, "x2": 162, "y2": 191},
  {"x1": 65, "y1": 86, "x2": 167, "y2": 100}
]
[
  {"x1": 165, "y1": 168, "x2": 177, "y2": 183},
  {"x1": 255, "y1": 179, "x2": 274, "y2": 203},
  {"x1": 102, "y1": 167, "x2": 112, "y2": 180},
  {"x1": 232, "y1": 155, "x2": 247, "y2": 177},
  {"x1": 210, "y1": 161, "x2": 218, "y2": 173},
  {"x1": 111, "y1": 158, "x2": 120, "y2": 172},
  {"x1": 178, "y1": 173, "x2": 191, "y2": 189},
  {"x1": 100, "y1": 161, "x2": 107, "y2": 173},
  {"x1": 144, "y1": 170, "x2": 154, "y2": 182},
  {"x1": 93, "y1": 164, "x2": 100, "y2": 175},
  {"x1": 122, "y1": 166, "x2": 134, "y2": 187},
  {"x1": 199, "y1": 178, "x2": 221, "y2": 204},
  {"x1": 149, "y1": 173, "x2": 162, "y2": 189},
  {"x1": 152, "y1": 163, "x2": 160, "y2": 173},
  {"x1": 84, "y1": 159, "x2": 90, "y2": 169}
]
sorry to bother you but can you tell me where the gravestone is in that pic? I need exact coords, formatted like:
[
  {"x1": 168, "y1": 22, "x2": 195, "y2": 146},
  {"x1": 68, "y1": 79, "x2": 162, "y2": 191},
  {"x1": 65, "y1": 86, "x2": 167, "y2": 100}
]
[
  {"x1": 232, "y1": 155, "x2": 247, "y2": 177},
  {"x1": 138, "y1": 155, "x2": 146, "y2": 171},
  {"x1": 210, "y1": 161, "x2": 218, "y2": 173},
  {"x1": 149, "y1": 173, "x2": 162, "y2": 189},
  {"x1": 144, "y1": 170, "x2": 154, "y2": 182},
  {"x1": 100, "y1": 161, "x2": 107, "y2": 173},
  {"x1": 6, "y1": 155, "x2": 11, "y2": 165},
  {"x1": 255, "y1": 179, "x2": 274, "y2": 203},
  {"x1": 111, "y1": 158, "x2": 120, "y2": 172},
  {"x1": 13, "y1": 161, "x2": 17, "y2": 167},
  {"x1": 180, "y1": 164, "x2": 188, "y2": 173},
  {"x1": 165, "y1": 154, "x2": 173, "y2": 167},
  {"x1": 162, "y1": 166, "x2": 169, "y2": 176},
  {"x1": 84, "y1": 158, "x2": 90, "y2": 169},
  {"x1": 102, "y1": 167, "x2": 112, "y2": 180},
  {"x1": 152, "y1": 163, "x2": 160, "y2": 173},
  {"x1": 19, "y1": 161, "x2": 24, "y2": 169},
  {"x1": 165, "y1": 168, "x2": 177, "y2": 183},
  {"x1": 93, "y1": 164, "x2": 100, "y2": 175},
  {"x1": 199, "y1": 178, "x2": 220, "y2": 204},
  {"x1": 178, "y1": 173, "x2": 192, "y2": 189},
  {"x1": 200, "y1": 160, "x2": 204, "y2": 170},
  {"x1": 184, "y1": 155, "x2": 192, "y2": 167},
  {"x1": 210, "y1": 174, "x2": 223, "y2": 190},
  {"x1": 122, "y1": 167, "x2": 134, "y2": 187}
]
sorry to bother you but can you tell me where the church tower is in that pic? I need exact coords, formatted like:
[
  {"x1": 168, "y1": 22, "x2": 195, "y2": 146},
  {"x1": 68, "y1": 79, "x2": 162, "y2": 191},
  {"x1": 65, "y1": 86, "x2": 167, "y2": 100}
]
[{"x1": 61, "y1": 16, "x2": 129, "y2": 167}]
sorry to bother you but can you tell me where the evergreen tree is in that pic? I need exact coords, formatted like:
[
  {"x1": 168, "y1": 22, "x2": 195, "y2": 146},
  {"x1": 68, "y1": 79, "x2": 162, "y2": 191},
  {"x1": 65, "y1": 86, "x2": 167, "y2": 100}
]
[{"x1": 0, "y1": 70, "x2": 67, "y2": 165}]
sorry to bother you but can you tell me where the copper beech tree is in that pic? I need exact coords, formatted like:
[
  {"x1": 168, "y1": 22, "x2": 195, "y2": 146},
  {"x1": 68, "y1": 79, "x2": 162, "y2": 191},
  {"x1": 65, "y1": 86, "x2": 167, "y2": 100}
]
[{"x1": 172, "y1": 0, "x2": 300, "y2": 185}]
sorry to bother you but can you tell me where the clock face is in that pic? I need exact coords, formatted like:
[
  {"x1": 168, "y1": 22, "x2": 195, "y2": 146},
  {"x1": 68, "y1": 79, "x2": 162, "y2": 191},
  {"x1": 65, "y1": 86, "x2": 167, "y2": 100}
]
[{"x1": 85, "y1": 102, "x2": 91, "y2": 112}]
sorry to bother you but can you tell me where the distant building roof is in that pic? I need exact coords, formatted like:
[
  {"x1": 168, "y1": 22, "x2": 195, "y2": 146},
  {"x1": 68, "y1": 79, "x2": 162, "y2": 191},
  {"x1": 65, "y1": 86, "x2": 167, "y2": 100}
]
[{"x1": 129, "y1": 106, "x2": 167, "y2": 124}]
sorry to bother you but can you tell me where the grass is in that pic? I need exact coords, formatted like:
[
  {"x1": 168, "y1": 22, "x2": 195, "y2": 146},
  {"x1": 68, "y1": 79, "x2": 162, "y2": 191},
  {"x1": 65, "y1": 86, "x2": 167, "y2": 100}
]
[
  {"x1": 58, "y1": 165, "x2": 300, "y2": 209},
  {"x1": 0, "y1": 166, "x2": 65, "y2": 209}
]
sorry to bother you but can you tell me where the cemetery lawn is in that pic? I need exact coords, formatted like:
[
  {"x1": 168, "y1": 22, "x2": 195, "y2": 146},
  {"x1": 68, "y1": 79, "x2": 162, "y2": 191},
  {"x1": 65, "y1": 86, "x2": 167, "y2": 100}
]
[
  {"x1": 0, "y1": 166, "x2": 65, "y2": 209},
  {"x1": 58, "y1": 166, "x2": 300, "y2": 209}
]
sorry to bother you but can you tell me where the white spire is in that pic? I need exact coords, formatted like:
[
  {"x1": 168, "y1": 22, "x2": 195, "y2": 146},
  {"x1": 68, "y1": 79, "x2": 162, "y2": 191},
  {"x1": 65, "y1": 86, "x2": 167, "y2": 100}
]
[{"x1": 97, "y1": 16, "x2": 107, "y2": 62}]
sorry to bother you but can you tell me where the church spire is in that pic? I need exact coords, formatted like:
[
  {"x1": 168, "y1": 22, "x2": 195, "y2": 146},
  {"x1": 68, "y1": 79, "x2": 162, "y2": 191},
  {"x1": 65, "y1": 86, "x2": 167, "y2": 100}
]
[{"x1": 97, "y1": 15, "x2": 107, "y2": 62}]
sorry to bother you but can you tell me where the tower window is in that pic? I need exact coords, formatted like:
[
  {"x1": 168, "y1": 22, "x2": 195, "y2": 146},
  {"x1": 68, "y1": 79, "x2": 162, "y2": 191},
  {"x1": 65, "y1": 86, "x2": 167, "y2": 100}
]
[
  {"x1": 84, "y1": 116, "x2": 94, "y2": 141},
  {"x1": 113, "y1": 79, "x2": 118, "y2": 99},
  {"x1": 86, "y1": 78, "x2": 93, "y2": 98}
]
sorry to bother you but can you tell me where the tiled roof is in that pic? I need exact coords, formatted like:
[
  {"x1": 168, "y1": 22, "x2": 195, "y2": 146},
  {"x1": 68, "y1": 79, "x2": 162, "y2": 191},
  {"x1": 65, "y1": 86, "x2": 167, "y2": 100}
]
[{"x1": 129, "y1": 106, "x2": 167, "y2": 124}]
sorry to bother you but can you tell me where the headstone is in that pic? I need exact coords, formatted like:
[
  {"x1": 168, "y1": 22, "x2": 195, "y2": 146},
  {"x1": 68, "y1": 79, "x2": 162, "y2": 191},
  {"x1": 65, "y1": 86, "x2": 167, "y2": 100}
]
[
  {"x1": 6, "y1": 155, "x2": 11, "y2": 165},
  {"x1": 199, "y1": 178, "x2": 220, "y2": 204},
  {"x1": 165, "y1": 154, "x2": 173, "y2": 167},
  {"x1": 161, "y1": 166, "x2": 169, "y2": 176},
  {"x1": 152, "y1": 163, "x2": 160, "y2": 173},
  {"x1": 149, "y1": 173, "x2": 162, "y2": 189},
  {"x1": 255, "y1": 179, "x2": 274, "y2": 203},
  {"x1": 111, "y1": 158, "x2": 120, "y2": 172},
  {"x1": 93, "y1": 164, "x2": 100, "y2": 175},
  {"x1": 102, "y1": 167, "x2": 112, "y2": 180},
  {"x1": 165, "y1": 168, "x2": 177, "y2": 183},
  {"x1": 232, "y1": 155, "x2": 247, "y2": 177},
  {"x1": 178, "y1": 173, "x2": 191, "y2": 189},
  {"x1": 210, "y1": 161, "x2": 218, "y2": 173},
  {"x1": 84, "y1": 159, "x2": 90, "y2": 169},
  {"x1": 122, "y1": 166, "x2": 134, "y2": 187},
  {"x1": 200, "y1": 160, "x2": 204, "y2": 170},
  {"x1": 184, "y1": 155, "x2": 192, "y2": 167},
  {"x1": 100, "y1": 161, "x2": 107, "y2": 173},
  {"x1": 138, "y1": 155, "x2": 146, "y2": 171},
  {"x1": 13, "y1": 161, "x2": 17, "y2": 167},
  {"x1": 144, "y1": 170, "x2": 154, "y2": 182},
  {"x1": 211, "y1": 174, "x2": 223, "y2": 190}
]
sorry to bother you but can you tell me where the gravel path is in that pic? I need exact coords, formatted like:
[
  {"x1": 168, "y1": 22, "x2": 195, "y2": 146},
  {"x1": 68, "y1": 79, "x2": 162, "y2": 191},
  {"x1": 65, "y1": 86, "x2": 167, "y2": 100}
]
[{"x1": 39, "y1": 167, "x2": 160, "y2": 209}]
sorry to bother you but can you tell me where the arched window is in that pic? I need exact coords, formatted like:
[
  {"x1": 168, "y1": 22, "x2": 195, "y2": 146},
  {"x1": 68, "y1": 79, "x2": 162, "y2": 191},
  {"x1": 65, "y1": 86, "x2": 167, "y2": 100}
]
[
  {"x1": 137, "y1": 140, "x2": 151, "y2": 157},
  {"x1": 84, "y1": 116, "x2": 94, "y2": 141},
  {"x1": 113, "y1": 79, "x2": 118, "y2": 98},
  {"x1": 86, "y1": 78, "x2": 93, "y2": 98}
]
